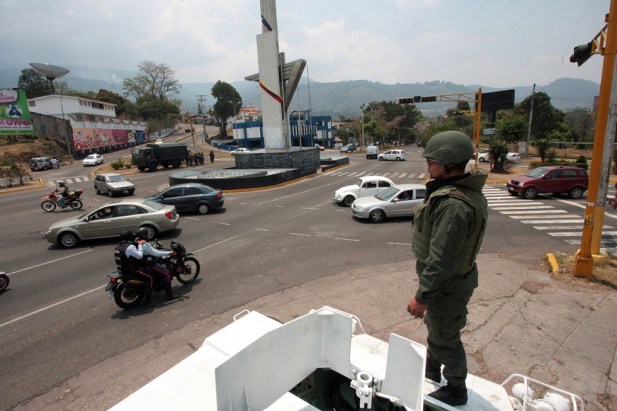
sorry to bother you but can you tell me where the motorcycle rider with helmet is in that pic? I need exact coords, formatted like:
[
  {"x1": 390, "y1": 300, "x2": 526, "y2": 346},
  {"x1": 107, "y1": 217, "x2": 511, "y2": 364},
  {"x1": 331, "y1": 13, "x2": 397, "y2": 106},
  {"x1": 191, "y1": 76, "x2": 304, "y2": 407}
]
[
  {"x1": 115, "y1": 230, "x2": 156, "y2": 305},
  {"x1": 55, "y1": 180, "x2": 70, "y2": 208},
  {"x1": 135, "y1": 227, "x2": 179, "y2": 304}
]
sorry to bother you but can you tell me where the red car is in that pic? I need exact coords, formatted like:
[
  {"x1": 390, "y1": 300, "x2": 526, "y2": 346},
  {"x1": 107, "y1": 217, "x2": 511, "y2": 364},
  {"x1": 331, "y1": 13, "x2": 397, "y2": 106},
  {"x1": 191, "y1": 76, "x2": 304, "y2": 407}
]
[{"x1": 507, "y1": 165, "x2": 588, "y2": 199}]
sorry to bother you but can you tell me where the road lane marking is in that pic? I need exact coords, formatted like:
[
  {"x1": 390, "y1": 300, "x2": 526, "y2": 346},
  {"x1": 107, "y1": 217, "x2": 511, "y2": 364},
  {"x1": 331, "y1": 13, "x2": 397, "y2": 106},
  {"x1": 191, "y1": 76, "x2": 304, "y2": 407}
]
[
  {"x1": 0, "y1": 285, "x2": 105, "y2": 329},
  {"x1": 6, "y1": 249, "x2": 93, "y2": 276}
]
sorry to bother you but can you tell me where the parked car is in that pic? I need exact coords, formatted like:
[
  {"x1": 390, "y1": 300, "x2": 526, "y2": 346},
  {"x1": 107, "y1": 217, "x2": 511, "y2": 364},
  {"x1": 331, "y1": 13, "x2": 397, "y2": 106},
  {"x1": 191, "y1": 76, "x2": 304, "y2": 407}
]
[
  {"x1": 30, "y1": 157, "x2": 53, "y2": 171},
  {"x1": 340, "y1": 144, "x2": 356, "y2": 153},
  {"x1": 94, "y1": 173, "x2": 135, "y2": 197},
  {"x1": 506, "y1": 165, "x2": 589, "y2": 199},
  {"x1": 82, "y1": 153, "x2": 104, "y2": 166},
  {"x1": 351, "y1": 184, "x2": 426, "y2": 223},
  {"x1": 506, "y1": 152, "x2": 521, "y2": 162},
  {"x1": 45, "y1": 198, "x2": 180, "y2": 248},
  {"x1": 476, "y1": 150, "x2": 490, "y2": 162},
  {"x1": 378, "y1": 149, "x2": 407, "y2": 161},
  {"x1": 332, "y1": 176, "x2": 394, "y2": 207},
  {"x1": 231, "y1": 148, "x2": 250, "y2": 155},
  {"x1": 148, "y1": 183, "x2": 224, "y2": 215},
  {"x1": 366, "y1": 145, "x2": 379, "y2": 159}
]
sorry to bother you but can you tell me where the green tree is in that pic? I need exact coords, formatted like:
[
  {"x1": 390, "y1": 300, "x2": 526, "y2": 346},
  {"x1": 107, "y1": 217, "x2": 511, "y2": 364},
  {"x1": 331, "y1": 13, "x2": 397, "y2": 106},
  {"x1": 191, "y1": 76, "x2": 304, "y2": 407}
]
[
  {"x1": 17, "y1": 68, "x2": 52, "y2": 98},
  {"x1": 123, "y1": 61, "x2": 181, "y2": 121},
  {"x1": 488, "y1": 140, "x2": 509, "y2": 172},
  {"x1": 96, "y1": 89, "x2": 131, "y2": 117},
  {"x1": 496, "y1": 115, "x2": 527, "y2": 144},
  {"x1": 211, "y1": 81, "x2": 242, "y2": 138},
  {"x1": 563, "y1": 108, "x2": 595, "y2": 143},
  {"x1": 535, "y1": 139, "x2": 551, "y2": 162},
  {"x1": 366, "y1": 101, "x2": 423, "y2": 146},
  {"x1": 516, "y1": 92, "x2": 564, "y2": 140}
]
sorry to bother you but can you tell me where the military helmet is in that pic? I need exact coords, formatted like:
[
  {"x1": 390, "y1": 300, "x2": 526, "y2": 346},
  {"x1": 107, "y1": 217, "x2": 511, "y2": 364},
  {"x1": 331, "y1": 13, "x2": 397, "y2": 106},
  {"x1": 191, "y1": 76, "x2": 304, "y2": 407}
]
[{"x1": 422, "y1": 131, "x2": 474, "y2": 165}]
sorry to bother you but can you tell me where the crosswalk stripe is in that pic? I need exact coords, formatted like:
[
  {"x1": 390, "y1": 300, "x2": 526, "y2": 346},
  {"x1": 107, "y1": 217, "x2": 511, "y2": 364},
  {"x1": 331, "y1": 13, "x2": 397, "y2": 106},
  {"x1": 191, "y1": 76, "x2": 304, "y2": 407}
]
[
  {"x1": 492, "y1": 205, "x2": 554, "y2": 211},
  {"x1": 500, "y1": 209, "x2": 567, "y2": 215},
  {"x1": 520, "y1": 219, "x2": 583, "y2": 224}
]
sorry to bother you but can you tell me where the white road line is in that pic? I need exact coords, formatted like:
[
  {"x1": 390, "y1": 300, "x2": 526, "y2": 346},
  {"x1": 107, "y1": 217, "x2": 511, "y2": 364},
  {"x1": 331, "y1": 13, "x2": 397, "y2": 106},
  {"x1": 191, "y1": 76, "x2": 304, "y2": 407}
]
[
  {"x1": 193, "y1": 234, "x2": 243, "y2": 253},
  {"x1": 533, "y1": 226, "x2": 589, "y2": 230},
  {"x1": 500, "y1": 210, "x2": 568, "y2": 215},
  {"x1": 549, "y1": 231, "x2": 617, "y2": 237},
  {"x1": 0, "y1": 285, "x2": 105, "y2": 329},
  {"x1": 6, "y1": 249, "x2": 94, "y2": 276},
  {"x1": 254, "y1": 228, "x2": 269, "y2": 231},
  {"x1": 289, "y1": 232, "x2": 311, "y2": 237},
  {"x1": 387, "y1": 242, "x2": 411, "y2": 246},
  {"x1": 492, "y1": 206, "x2": 554, "y2": 211},
  {"x1": 509, "y1": 214, "x2": 581, "y2": 219},
  {"x1": 520, "y1": 219, "x2": 583, "y2": 224},
  {"x1": 399, "y1": 173, "x2": 407, "y2": 178},
  {"x1": 334, "y1": 237, "x2": 359, "y2": 242}
]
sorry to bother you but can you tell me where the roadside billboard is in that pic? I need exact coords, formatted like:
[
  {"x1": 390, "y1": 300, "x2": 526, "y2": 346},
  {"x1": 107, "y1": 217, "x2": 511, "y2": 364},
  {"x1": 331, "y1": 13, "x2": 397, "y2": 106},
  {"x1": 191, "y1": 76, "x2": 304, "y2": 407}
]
[{"x1": 0, "y1": 89, "x2": 34, "y2": 136}]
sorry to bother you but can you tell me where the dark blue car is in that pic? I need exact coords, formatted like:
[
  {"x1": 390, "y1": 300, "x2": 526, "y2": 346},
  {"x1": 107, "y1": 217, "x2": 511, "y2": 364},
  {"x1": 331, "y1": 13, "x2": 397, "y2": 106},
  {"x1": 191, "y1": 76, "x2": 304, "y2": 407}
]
[{"x1": 148, "y1": 183, "x2": 224, "y2": 215}]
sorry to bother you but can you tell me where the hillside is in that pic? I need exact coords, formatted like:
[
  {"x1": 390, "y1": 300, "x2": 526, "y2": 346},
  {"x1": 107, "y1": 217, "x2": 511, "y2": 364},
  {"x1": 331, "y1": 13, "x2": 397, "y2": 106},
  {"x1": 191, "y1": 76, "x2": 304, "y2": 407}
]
[{"x1": 0, "y1": 62, "x2": 599, "y2": 118}]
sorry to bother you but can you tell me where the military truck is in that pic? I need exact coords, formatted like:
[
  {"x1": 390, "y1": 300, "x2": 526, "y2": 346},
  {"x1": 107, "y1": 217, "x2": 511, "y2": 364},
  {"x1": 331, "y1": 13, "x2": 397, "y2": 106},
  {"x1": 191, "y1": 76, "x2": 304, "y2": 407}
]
[{"x1": 131, "y1": 143, "x2": 189, "y2": 172}]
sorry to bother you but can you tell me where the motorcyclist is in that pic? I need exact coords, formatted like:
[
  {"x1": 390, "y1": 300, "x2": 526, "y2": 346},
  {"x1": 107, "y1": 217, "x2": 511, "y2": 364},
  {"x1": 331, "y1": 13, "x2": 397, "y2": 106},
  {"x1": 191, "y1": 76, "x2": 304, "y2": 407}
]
[
  {"x1": 135, "y1": 227, "x2": 179, "y2": 303},
  {"x1": 115, "y1": 230, "x2": 155, "y2": 306},
  {"x1": 55, "y1": 180, "x2": 70, "y2": 208}
]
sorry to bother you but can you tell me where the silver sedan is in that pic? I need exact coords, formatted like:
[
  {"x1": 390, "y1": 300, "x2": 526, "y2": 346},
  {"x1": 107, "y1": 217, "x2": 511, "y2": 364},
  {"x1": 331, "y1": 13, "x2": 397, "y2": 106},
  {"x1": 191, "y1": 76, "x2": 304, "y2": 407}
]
[
  {"x1": 45, "y1": 198, "x2": 180, "y2": 248},
  {"x1": 351, "y1": 184, "x2": 426, "y2": 223}
]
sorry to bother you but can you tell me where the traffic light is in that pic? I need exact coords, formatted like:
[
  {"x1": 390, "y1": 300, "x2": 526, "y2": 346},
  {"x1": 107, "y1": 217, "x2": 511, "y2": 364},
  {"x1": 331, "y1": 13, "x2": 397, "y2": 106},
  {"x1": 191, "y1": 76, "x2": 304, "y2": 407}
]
[
  {"x1": 395, "y1": 98, "x2": 415, "y2": 104},
  {"x1": 570, "y1": 42, "x2": 593, "y2": 66}
]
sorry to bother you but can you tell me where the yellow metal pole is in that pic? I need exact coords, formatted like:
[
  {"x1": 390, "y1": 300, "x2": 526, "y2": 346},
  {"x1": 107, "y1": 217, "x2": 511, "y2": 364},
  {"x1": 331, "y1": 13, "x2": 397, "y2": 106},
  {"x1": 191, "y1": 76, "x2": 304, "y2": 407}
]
[
  {"x1": 574, "y1": 0, "x2": 617, "y2": 277},
  {"x1": 473, "y1": 88, "x2": 482, "y2": 166}
]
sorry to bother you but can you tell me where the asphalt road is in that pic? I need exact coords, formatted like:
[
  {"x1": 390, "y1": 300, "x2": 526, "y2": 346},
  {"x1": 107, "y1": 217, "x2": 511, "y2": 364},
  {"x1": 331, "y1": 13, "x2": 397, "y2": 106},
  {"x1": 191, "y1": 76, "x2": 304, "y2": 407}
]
[{"x1": 0, "y1": 145, "x2": 613, "y2": 409}]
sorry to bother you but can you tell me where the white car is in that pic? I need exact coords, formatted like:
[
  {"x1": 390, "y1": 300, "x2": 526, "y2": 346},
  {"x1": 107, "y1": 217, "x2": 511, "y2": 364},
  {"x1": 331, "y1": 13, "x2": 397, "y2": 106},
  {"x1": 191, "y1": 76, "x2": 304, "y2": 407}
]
[
  {"x1": 377, "y1": 149, "x2": 407, "y2": 161},
  {"x1": 351, "y1": 184, "x2": 426, "y2": 223},
  {"x1": 476, "y1": 151, "x2": 490, "y2": 162},
  {"x1": 332, "y1": 176, "x2": 394, "y2": 207},
  {"x1": 94, "y1": 173, "x2": 135, "y2": 197},
  {"x1": 231, "y1": 148, "x2": 250, "y2": 155},
  {"x1": 314, "y1": 143, "x2": 325, "y2": 151},
  {"x1": 506, "y1": 152, "x2": 521, "y2": 162},
  {"x1": 82, "y1": 153, "x2": 104, "y2": 166}
]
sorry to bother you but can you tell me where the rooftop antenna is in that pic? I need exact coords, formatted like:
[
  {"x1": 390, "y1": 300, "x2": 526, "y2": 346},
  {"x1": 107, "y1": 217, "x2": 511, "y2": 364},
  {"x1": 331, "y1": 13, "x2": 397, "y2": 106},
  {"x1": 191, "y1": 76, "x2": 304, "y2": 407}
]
[{"x1": 29, "y1": 63, "x2": 70, "y2": 93}]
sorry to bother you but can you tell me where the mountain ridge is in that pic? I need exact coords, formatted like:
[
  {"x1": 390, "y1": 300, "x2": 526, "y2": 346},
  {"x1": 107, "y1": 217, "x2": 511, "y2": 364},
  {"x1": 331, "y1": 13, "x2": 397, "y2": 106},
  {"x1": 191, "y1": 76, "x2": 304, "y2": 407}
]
[{"x1": 0, "y1": 62, "x2": 599, "y2": 118}]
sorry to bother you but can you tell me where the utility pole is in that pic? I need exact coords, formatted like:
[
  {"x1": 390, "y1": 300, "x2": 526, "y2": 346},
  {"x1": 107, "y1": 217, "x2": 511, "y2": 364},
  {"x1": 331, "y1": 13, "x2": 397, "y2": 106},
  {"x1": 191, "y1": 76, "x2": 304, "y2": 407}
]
[
  {"x1": 196, "y1": 95, "x2": 208, "y2": 144},
  {"x1": 525, "y1": 84, "x2": 535, "y2": 157},
  {"x1": 570, "y1": 0, "x2": 616, "y2": 277}
]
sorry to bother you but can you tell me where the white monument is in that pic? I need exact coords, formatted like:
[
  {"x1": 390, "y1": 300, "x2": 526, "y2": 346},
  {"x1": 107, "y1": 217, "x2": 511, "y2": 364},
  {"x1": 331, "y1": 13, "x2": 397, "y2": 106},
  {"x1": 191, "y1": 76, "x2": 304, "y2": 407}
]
[{"x1": 245, "y1": 0, "x2": 306, "y2": 150}]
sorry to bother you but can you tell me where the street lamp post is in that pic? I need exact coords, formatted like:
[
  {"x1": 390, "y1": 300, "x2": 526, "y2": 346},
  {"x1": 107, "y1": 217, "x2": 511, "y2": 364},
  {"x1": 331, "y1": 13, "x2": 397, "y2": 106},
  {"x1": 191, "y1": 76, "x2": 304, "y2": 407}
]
[{"x1": 360, "y1": 104, "x2": 365, "y2": 148}]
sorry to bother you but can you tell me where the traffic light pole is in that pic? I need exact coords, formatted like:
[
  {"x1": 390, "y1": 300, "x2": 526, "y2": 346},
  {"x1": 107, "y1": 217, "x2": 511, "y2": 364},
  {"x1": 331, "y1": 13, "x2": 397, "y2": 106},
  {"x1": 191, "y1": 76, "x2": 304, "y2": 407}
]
[{"x1": 573, "y1": 0, "x2": 617, "y2": 277}]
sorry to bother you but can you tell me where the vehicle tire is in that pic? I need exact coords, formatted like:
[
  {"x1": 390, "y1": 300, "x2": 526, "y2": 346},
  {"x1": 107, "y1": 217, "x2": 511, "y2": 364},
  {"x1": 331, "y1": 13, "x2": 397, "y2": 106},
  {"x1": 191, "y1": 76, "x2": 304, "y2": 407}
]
[
  {"x1": 41, "y1": 200, "x2": 56, "y2": 212},
  {"x1": 522, "y1": 187, "x2": 538, "y2": 199},
  {"x1": 114, "y1": 283, "x2": 143, "y2": 309},
  {"x1": 176, "y1": 257, "x2": 200, "y2": 284},
  {"x1": 69, "y1": 199, "x2": 83, "y2": 210},
  {"x1": 172, "y1": 159, "x2": 181, "y2": 168},
  {"x1": 0, "y1": 274, "x2": 9, "y2": 292},
  {"x1": 569, "y1": 186, "x2": 584, "y2": 199},
  {"x1": 149, "y1": 162, "x2": 157, "y2": 172},
  {"x1": 378, "y1": 156, "x2": 384, "y2": 161},
  {"x1": 197, "y1": 203, "x2": 210, "y2": 215},
  {"x1": 396, "y1": 157, "x2": 401, "y2": 161},
  {"x1": 369, "y1": 209, "x2": 386, "y2": 223},
  {"x1": 58, "y1": 232, "x2": 79, "y2": 248},
  {"x1": 342, "y1": 195, "x2": 355, "y2": 207},
  {"x1": 138, "y1": 166, "x2": 145, "y2": 171},
  {"x1": 366, "y1": 155, "x2": 369, "y2": 159},
  {"x1": 95, "y1": 186, "x2": 100, "y2": 194},
  {"x1": 108, "y1": 189, "x2": 114, "y2": 197},
  {"x1": 509, "y1": 191, "x2": 517, "y2": 196},
  {"x1": 479, "y1": 157, "x2": 487, "y2": 162},
  {"x1": 140, "y1": 225, "x2": 158, "y2": 240}
]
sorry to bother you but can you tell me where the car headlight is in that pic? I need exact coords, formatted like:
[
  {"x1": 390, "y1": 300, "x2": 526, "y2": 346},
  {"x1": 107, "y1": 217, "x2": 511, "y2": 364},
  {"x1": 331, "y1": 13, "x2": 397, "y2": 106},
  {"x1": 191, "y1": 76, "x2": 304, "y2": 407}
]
[{"x1": 353, "y1": 204, "x2": 365, "y2": 211}]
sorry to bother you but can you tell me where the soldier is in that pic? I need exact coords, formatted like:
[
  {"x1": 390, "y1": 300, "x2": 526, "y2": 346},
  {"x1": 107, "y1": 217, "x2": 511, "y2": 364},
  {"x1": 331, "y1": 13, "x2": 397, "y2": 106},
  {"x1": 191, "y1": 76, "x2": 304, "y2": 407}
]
[{"x1": 407, "y1": 131, "x2": 488, "y2": 406}]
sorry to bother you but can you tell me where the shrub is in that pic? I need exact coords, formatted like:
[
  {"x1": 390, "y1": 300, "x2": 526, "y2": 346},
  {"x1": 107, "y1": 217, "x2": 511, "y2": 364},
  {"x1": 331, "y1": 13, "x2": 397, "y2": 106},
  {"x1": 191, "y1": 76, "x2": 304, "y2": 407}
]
[
  {"x1": 575, "y1": 155, "x2": 588, "y2": 169},
  {"x1": 111, "y1": 160, "x2": 124, "y2": 170},
  {"x1": 124, "y1": 163, "x2": 132, "y2": 169}
]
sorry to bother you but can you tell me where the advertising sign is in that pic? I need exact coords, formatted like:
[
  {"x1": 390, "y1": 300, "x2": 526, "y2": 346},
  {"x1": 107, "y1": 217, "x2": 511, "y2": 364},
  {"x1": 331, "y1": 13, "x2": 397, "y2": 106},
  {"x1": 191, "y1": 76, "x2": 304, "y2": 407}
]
[{"x1": 0, "y1": 89, "x2": 34, "y2": 136}]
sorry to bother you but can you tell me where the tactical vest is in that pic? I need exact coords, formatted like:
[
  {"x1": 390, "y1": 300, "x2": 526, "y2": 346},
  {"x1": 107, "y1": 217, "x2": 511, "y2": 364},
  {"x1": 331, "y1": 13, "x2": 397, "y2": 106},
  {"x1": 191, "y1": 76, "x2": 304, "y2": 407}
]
[
  {"x1": 412, "y1": 185, "x2": 487, "y2": 274},
  {"x1": 114, "y1": 242, "x2": 142, "y2": 273}
]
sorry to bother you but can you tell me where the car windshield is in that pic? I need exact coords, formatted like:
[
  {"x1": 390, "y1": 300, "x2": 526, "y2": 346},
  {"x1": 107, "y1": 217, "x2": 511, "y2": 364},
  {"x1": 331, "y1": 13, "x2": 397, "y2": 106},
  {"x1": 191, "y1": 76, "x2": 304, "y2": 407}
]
[
  {"x1": 143, "y1": 199, "x2": 165, "y2": 210},
  {"x1": 525, "y1": 168, "x2": 549, "y2": 178},
  {"x1": 107, "y1": 175, "x2": 126, "y2": 182},
  {"x1": 354, "y1": 178, "x2": 364, "y2": 187},
  {"x1": 86, "y1": 155, "x2": 96, "y2": 159},
  {"x1": 375, "y1": 187, "x2": 399, "y2": 201}
]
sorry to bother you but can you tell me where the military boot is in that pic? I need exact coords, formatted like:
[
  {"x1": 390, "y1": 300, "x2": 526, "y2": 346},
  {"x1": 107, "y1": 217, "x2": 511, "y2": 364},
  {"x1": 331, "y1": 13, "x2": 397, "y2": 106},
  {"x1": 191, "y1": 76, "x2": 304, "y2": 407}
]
[
  {"x1": 428, "y1": 383, "x2": 468, "y2": 406},
  {"x1": 425, "y1": 356, "x2": 442, "y2": 383}
]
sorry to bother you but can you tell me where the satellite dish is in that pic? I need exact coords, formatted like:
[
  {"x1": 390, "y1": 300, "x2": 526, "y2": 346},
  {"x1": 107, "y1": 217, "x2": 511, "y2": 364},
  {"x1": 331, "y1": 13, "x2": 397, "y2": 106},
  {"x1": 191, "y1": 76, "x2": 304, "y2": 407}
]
[{"x1": 29, "y1": 63, "x2": 70, "y2": 79}]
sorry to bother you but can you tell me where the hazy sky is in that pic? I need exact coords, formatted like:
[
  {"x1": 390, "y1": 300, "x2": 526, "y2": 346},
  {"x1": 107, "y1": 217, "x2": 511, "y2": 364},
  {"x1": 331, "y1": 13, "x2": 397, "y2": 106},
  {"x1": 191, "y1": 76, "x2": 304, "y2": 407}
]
[{"x1": 2, "y1": 0, "x2": 608, "y2": 87}]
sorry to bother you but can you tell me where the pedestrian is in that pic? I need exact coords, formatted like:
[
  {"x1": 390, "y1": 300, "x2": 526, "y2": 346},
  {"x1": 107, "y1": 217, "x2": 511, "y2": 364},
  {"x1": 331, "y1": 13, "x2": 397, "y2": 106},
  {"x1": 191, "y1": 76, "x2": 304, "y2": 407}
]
[
  {"x1": 187, "y1": 152, "x2": 193, "y2": 167},
  {"x1": 209, "y1": 150, "x2": 215, "y2": 163},
  {"x1": 406, "y1": 131, "x2": 488, "y2": 407},
  {"x1": 51, "y1": 157, "x2": 59, "y2": 169},
  {"x1": 199, "y1": 151, "x2": 205, "y2": 165}
]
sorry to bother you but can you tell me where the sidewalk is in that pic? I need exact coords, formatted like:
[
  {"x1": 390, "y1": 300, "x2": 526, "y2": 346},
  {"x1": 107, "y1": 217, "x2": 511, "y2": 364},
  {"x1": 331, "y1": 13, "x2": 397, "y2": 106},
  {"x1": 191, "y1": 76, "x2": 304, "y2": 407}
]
[{"x1": 15, "y1": 253, "x2": 617, "y2": 410}]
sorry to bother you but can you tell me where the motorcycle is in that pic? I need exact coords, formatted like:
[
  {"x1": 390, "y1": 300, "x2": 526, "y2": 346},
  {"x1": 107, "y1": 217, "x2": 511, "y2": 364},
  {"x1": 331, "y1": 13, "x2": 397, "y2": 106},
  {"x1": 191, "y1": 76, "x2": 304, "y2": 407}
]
[
  {"x1": 0, "y1": 272, "x2": 9, "y2": 292},
  {"x1": 105, "y1": 240, "x2": 200, "y2": 309},
  {"x1": 41, "y1": 189, "x2": 84, "y2": 212}
]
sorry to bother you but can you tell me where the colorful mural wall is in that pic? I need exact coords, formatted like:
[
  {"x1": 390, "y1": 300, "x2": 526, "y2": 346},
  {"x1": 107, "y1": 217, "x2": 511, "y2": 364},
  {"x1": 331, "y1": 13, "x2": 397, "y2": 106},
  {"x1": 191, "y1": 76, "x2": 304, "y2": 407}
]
[
  {"x1": 72, "y1": 128, "x2": 146, "y2": 154},
  {"x1": 0, "y1": 89, "x2": 34, "y2": 136}
]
